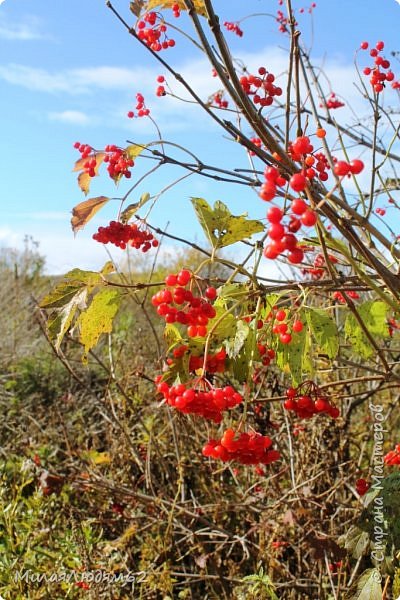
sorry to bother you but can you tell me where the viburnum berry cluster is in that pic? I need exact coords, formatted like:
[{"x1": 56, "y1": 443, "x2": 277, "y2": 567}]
[
  {"x1": 151, "y1": 270, "x2": 217, "y2": 337},
  {"x1": 127, "y1": 92, "x2": 150, "y2": 118},
  {"x1": 136, "y1": 11, "x2": 176, "y2": 51},
  {"x1": 93, "y1": 220, "x2": 159, "y2": 251},
  {"x1": 223, "y1": 21, "x2": 243, "y2": 37},
  {"x1": 73, "y1": 142, "x2": 135, "y2": 180},
  {"x1": 167, "y1": 345, "x2": 227, "y2": 374},
  {"x1": 332, "y1": 290, "x2": 360, "y2": 303},
  {"x1": 156, "y1": 380, "x2": 243, "y2": 423},
  {"x1": 261, "y1": 187, "x2": 318, "y2": 264},
  {"x1": 322, "y1": 92, "x2": 345, "y2": 109},
  {"x1": 270, "y1": 308, "x2": 304, "y2": 345},
  {"x1": 302, "y1": 252, "x2": 339, "y2": 280},
  {"x1": 202, "y1": 428, "x2": 281, "y2": 465},
  {"x1": 276, "y1": 9, "x2": 291, "y2": 33},
  {"x1": 212, "y1": 91, "x2": 229, "y2": 109},
  {"x1": 284, "y1": 382, "x2": 340, "y2": 419},
  {"x1": 384, "y1": 443, "x2": 400, "y2": 465},
  {"x1": 360, "y1": 40, "x2": 397, "y2": 93},
  {"x1": 239, "y1": 68, "x2": 283, "y2": 107}
]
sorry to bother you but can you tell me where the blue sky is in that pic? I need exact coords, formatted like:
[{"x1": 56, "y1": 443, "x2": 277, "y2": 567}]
[{"x1": 1, "y1": 0, "x2": 400, "y2": 273}]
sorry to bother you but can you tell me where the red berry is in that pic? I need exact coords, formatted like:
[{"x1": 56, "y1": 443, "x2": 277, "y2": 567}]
[
  {"x1": 349, "y1": 159, "x2": 364, "y2": 175},
  {"x1": 292, "y1": 320, "x2": 303, "y2": 332},
  {"x1": 334, "y1": 161, "x2": 350, "y2": 177},
  {"x1": 267, "y1": 206, "x2": 283, "y2": 223},
  {"x1": 205, "y1": 287, "x2": 217, "y2": 300},
  {"x1": 301, "y1": 209, "x2": 318, "y2": 227},
  {"x1": 165, "y1": 273, "x2": 178, "y2": 286},
  {"x1": 287, "y1": 248, "x2": 304, "y2": 264},
  {"x1": 259, "y1": 181, "x2": 277, "y2": 202},
  {"x1": 291, "y1": 198, "x2": 308, "y2": 215},
  {"x1": 289, "y1": 173, "x2": 307, "y2": 192},
  {"x1": 177, "y1": 269, "x2": 191, "y2": 286}
]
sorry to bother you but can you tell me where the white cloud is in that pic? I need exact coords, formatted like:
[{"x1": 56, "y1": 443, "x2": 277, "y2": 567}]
[
  {"x1": 0, "y1": 14, "x2": 49, "y2": 41},
  {"x1": 48, "y1": 110, "x2": 91, "y2": 125},
  {"x1": 0, "y1": 64, "x2": 151, "y2": 94}
]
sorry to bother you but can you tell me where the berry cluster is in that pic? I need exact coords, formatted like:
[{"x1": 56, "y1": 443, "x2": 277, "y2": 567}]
[
  {"x1": 384, "y1": 443, "x2": 400, "y2": 465},
  {"x1": 356, "y1": 478, "x2": 370, "y2": 496},
  {"x1": 332, "y1": 290, "x2": 360, "y2": 303},
  {"x1": 127, "y1": 92, "x2": 150, "y2": 118},
  {"x1": 73, "y1": 142, "x2": 135, "y2": 180},
  {"x1": 202, "y1": 428, "x2": 281, "y2": 465},
  {"x1": 302, "y1": 252, "x2": 338, "y2": 279},
  {"x1": 239, "y1": 68, "x2": 283, "y2": 107},
  {"x1": 156, "y1": 75, "x2": 166, "y2": 96},
  {"x1": 262, "y1": 192, "x2": 317, "y2": 264},
  {"x1": 212, "y1": 91, "x2": 229, "y2": 109},
  {"x1": 223, "y1": 21, "x2": 243, "y2": 37},
  {"x1": 136, "y1": 11, "x2": 176, "y2": 52},
  {"x1": 156, "y1": 381, "x2": 243, "y2": 423},
  {"x1": 284, "y1": 382, "x2": 340, "y2": 419},
  {"x1": 73, "y1": 142, "x2": 98, "y2": 178},
  {"x1": 93, "y1": 221, "x2": 158, "y2": 251},
  {"x1": 322, "y1": 92, "x2": 345, "y2": 109},
  {"x1": 104, "y1": 145, "x2": 134, "y2": 179},
  {"x1": 360, "y1": 40, "x2": 396, "y2": 93},
  {"x1": 151, "y1": 271, "x2": 217, "y2": 337},
  {"x1": 270, "y1": 308, "x2": 304, "y2": 345},
  {"x1": 256, "y1": 344, "x2": 276, "y2": 366},
  {"x1": 276, "y1": 9, "x2": 290, "y2": 33},
  {"x1": 167, "y1": 345, "x2": 227, "y2": 374}
]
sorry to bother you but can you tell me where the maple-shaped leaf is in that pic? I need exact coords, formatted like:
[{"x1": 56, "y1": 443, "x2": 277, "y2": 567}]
[{"x1": 71, "y1": 196, "x2": 110, "y2": 234}]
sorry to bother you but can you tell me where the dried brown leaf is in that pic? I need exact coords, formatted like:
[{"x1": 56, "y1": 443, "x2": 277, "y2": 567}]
[{"x1": 71, "y1": 196, "x2": 110, "y2": 234}]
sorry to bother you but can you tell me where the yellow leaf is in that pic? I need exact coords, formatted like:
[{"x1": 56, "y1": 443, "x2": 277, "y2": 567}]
[
  {"x1": 78, "y1": 289, "x2": 120, "y2": 361},
  {"x1": 83, "y1": 450, "x2": 111, "y2": 465},
  {"x1": 101, "y1": 261, "x2": 116, "y2": 275},
  {"x1": 71, "y1": 196, "x2": 110, "y2": 234},
  {"x1": 126, "y1": 143, "x2": 147, "y2": 159},
  {"x1": 74, "y1": 152, "x2": 105, "y2": 195},
  {"x1": 145, "y1": 0, "x2": 207, "y2": 17}
]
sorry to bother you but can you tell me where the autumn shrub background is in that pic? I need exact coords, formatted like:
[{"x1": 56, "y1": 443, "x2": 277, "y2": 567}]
[{"x1": 1, "y1": 1, "x2": 400, "y2": 599}]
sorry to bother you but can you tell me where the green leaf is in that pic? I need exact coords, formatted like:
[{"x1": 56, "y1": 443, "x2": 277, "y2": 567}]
[
  {"x1": 191, "y1": 197, "x2": 264, "y2": 249},
  {"x1": 40, "y1": 282, "x2": 84, "y2": 309},
  {"x1": 207, "y1": 300, "x2": 237, "y2": 343},
  {"x1": 345, "y1": 569, "x2": 382, "y2": 600},
  {"x1": 274, "y1": 325, "x2": 309, "y2": 386},
  {"x1": 40, "y1": 269, "x2": 103, "y2": 309},
  {"x1": 47, "y1": 289, "x2": 88, "y2": 350},
  {"x1": 345, "y1": 301, "x2": 390, "y2": 359},
  {"x1": 218, "y1": 282, "x2": 248, "y2": 300},
  {"x1": 164, "y1": 324, "x2": 182, "y2": 351},
  {"x1": 78, "y1": 289, "x2": 121, "y2": 361},
  {"x1": 305, "y1": 307, "x2": 339, "y2": 359},
  {"x1": 224, "y1": 319, "x2": 249, "y2": 359},
  {"x1": 261, "y1": 294, "x2": 281, "y2": 320},
  {"x1": 232, "y1": 327, "x2": 256, "y2": 383},
  {"x1": 120, "y1": 192, "x2": 151, "y2": 223},
  {"x1": 339, "y1": 525, "x2": 370, "y2": 559}
]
